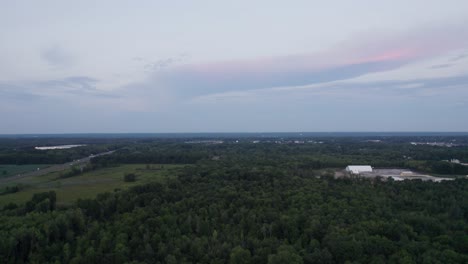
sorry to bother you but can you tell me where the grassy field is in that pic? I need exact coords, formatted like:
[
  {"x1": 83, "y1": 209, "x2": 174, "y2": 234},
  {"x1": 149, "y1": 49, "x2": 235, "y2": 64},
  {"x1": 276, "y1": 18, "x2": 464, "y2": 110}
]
[
  {"x1": 0, "y1": 164, "x2": 185, "y2": 206},
  {"x1": 0, "y1": 164, "x2": 52, "y2": 178}
]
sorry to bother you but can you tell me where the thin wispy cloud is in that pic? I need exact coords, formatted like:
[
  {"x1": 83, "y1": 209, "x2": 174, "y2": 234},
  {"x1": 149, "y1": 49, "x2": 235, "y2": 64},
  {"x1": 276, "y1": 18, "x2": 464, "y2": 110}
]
[
  {"x1": 0, "y1": 76, "x2": 118, "y2": 101},
  {"x1": 429, "y1": 64, "x2": 453, "y2": 69},
  {"x1": 0, "y1": 83, "x2": 42, "y2": 101},
  {"x1": 142, "y1": 54, "x2": 189, "y2": 72},
  {"x1": 450, "y1": 54, "x2": 468, "y2": 62},
  {"x1": 41, "y1": 46, "x2": 73, "y2": 69},
  {"x1": 191, "y1": 74, "x2": 468, "y2": 105}
]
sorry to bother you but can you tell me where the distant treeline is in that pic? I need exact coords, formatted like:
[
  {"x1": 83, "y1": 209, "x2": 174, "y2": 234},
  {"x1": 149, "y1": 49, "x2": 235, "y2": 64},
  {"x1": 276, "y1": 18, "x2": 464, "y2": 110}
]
[
  {"x1": 92, "y1": 140, "x2": 468, "y2": 175},
  {"x1": 2, "y1": 137, "x2": 468, "y2": 175}
]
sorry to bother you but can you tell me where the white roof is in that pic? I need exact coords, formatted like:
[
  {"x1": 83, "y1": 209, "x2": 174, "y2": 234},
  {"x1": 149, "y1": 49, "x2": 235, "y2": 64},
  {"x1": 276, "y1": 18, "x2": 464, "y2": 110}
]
[{"x1": 346, "y1": 165, "x2": 372, "y2": 174}]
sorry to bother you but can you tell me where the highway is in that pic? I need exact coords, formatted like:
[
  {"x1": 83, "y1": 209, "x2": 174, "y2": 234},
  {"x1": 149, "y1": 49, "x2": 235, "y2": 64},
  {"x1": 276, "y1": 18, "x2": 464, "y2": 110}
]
[{"x1": 0, "y1": 150, "x2": 115, "y2": 185}]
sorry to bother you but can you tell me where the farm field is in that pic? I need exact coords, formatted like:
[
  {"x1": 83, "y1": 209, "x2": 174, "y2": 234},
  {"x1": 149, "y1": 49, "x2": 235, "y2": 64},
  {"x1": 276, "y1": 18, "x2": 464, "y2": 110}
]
[
  {"x1": 0, "y1": 164, "x2": 185, "y2": 206},
  {"x1": 0, "y1": 164, "x2": 52, "y2": 178}
]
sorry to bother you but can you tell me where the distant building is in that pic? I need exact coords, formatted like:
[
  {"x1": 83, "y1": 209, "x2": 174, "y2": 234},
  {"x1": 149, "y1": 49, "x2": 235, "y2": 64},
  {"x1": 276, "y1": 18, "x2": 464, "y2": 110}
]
[
  {"x1": 346, "y1": 165, "x2": 373, "y2": 175},
  {"x1": 366, "y1": 140, "x2": 382, "y2": 143},
  {"x1": 400, "y1": 171, "x2": 413, "y2": 176}
]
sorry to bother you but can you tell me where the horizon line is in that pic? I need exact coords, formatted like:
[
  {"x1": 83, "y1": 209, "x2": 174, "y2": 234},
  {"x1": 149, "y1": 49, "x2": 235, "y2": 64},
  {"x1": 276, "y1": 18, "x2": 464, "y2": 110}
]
[{"x1": 1, "y1": 131, "x2": 468, "y2": 136}]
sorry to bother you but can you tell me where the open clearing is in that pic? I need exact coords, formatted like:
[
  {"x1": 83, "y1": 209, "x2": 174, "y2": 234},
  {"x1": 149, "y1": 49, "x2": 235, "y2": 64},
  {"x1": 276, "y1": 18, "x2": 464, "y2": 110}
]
[
  {"x1": 0, "y1": 164, "x2": 52, "y2": 178},
  {"x1": 0, "y1": 164, "x2": 185, "y2": 206}
]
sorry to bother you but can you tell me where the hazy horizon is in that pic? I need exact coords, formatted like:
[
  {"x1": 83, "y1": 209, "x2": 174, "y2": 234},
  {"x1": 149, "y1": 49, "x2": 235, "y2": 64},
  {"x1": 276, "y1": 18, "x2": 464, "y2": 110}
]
[
  {"x1": 2, "y1": 132, "x2": 468, "y2": 138},
  {"x1": 2, "y1": 1, "x2": 468, "y2": 133}
]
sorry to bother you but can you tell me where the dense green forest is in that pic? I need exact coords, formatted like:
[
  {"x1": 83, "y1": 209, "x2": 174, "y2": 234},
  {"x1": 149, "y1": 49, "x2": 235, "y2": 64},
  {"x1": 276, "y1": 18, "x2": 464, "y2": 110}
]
[
  {"x1": 0, "y1": 165, "x2": 467, "y2": 263},
  {"x1": 0, "y1": 136, "x2": 467, "y2": 263}
]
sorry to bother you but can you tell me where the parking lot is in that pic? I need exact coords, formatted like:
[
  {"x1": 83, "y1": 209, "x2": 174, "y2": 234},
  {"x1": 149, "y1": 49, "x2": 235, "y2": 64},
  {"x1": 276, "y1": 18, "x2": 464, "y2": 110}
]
[{"x1": 354, "y1": 168, "x2": 453, "y2": 182}]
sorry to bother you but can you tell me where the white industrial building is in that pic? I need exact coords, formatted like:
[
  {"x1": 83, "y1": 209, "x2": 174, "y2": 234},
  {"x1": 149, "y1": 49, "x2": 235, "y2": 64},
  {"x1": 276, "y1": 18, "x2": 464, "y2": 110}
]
[{"x1": 346, "y1": 165, "x2": 373, "y2": 175}]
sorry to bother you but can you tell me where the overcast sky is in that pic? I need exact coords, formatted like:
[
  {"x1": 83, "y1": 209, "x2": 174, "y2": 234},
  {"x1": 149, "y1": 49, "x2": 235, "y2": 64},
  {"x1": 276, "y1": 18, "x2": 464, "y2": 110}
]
[{"x1": 1, "y1": 0, "x2": 468, "y2": 133}]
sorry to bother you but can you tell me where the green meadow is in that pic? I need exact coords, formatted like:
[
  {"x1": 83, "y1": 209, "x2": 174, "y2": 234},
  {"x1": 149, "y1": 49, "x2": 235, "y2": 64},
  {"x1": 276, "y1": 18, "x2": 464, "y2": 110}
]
[
  {"x1": 0, "y1": 164, "x2": 185, "y2": 206},
  {"x1": 0, "y1": 164, "x2": 52, "y2": 178}
]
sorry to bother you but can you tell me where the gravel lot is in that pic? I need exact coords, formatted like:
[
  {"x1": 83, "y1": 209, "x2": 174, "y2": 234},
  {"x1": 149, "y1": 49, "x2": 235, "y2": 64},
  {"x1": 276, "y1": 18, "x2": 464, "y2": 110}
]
[{"x1": 341, "y1": 168, "x2": 454, "y2": 182}]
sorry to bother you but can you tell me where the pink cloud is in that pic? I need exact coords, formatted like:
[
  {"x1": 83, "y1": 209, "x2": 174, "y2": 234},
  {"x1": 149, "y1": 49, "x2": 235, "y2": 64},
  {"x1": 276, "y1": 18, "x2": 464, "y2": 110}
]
[
  {"x1": 351, "y1": 49, "x2": 416, "y2": 64},
  {"x1": 151, "y1": 23, "x2": 468, "y2": 96}
]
